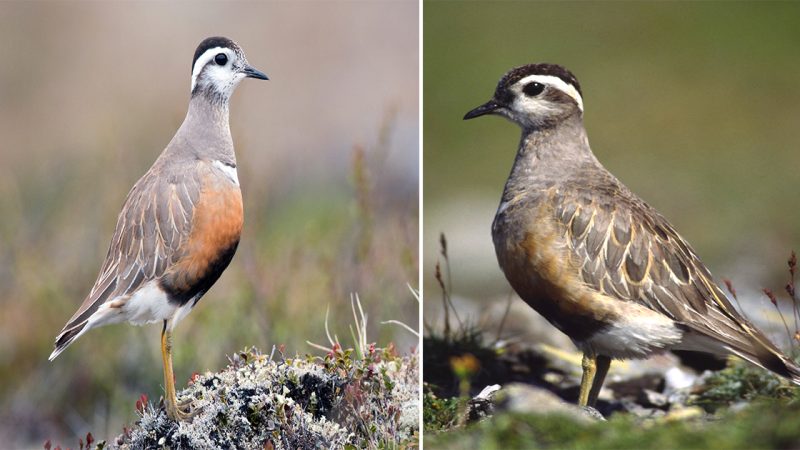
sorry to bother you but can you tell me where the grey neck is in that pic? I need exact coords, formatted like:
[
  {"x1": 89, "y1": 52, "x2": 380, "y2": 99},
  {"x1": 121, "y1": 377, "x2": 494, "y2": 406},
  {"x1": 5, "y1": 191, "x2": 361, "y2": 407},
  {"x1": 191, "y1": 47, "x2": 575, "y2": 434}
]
[
  {"x1": 502, "y1": 114, "x2": 599, "y2": 200},
  {"x1": 165, "y1": 94, "x2": 236, "y2": 166}
]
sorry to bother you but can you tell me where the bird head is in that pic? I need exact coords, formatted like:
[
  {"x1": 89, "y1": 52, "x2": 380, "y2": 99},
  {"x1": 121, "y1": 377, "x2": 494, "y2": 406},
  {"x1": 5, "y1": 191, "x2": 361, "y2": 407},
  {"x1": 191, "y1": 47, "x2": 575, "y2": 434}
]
[
  {"x1": 464, "y1": 63, "x2": 583, "y2": 130},
  {"x1": 190, "y1": 36, "x2": 268, "y2": 103}
]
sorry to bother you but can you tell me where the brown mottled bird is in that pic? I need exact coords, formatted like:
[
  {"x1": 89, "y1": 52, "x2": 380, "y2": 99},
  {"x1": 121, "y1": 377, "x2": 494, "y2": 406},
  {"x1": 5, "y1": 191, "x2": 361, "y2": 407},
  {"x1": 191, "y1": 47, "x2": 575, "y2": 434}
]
[
  {"x1": 49, "y1": 37, "x2": 268, "y2": 421},
  {"x1": 464, "y1": 63, "x2": 800, "y2": 407}
]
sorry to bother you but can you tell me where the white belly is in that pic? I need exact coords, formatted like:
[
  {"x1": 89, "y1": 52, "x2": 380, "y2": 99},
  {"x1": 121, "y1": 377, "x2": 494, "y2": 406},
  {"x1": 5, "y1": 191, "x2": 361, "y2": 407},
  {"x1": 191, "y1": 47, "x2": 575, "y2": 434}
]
[
  {"x1": 578, "y1": 302, "x2": 685, "y2": 359},
  {"x1": 122, "y1": 281, "x2": 177, "y2": 325}
]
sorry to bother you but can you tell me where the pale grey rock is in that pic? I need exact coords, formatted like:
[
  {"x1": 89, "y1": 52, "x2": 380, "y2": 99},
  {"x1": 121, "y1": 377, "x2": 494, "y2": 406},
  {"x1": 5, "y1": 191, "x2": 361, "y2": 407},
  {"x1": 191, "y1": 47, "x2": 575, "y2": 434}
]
[{"x1": 494, "y1": 383, "x2": 599, "y2": 423}]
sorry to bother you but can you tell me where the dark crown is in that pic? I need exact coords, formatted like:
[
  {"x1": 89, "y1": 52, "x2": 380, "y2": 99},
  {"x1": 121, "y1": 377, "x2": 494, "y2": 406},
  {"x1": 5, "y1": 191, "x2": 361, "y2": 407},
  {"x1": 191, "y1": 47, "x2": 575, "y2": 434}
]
[
  {"x1": 192, "y1": 37, "x2": 241, "y2": 71},
  {"x1": 496, "y1": 63, "x2": 582, "y2": 98}
]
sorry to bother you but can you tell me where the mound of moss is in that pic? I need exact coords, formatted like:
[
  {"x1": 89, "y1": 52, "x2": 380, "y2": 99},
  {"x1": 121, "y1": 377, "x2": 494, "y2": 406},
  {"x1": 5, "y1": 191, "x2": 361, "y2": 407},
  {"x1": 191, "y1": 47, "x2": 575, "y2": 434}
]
[{"x1": 114, "y1": 347, "x2": 418, "y2": 449}]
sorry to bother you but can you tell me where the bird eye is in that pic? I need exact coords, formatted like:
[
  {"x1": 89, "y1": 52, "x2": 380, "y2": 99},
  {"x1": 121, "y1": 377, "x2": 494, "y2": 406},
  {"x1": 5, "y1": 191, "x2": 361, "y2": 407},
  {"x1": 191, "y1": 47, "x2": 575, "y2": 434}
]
[
  {"x1": 523, "y1": 82, "x2": 545, "y2": 96},
  {"x1": 214, "y1": 53, "x2": 228, "y2": 66}
]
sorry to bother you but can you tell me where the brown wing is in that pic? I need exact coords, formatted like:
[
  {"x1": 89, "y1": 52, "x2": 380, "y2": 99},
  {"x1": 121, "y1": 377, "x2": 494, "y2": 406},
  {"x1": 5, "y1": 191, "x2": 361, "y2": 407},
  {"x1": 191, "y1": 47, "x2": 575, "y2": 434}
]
[
  {"x1": 56, "y1": 166, "x2": 200, "y2": 335},
  {"x1": 551, "y1": 177, "x2": 779, "y2": 356}
]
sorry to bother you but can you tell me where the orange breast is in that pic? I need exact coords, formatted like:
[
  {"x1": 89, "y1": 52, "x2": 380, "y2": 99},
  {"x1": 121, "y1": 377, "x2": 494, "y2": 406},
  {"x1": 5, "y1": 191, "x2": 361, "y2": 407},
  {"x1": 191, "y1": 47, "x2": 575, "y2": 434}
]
[
  {"x1": 496, "y1": 211, "x2": 617, "y2": 341},
  {"x1": 161, "y1": 176, "x2": 243, "y2": 304}
]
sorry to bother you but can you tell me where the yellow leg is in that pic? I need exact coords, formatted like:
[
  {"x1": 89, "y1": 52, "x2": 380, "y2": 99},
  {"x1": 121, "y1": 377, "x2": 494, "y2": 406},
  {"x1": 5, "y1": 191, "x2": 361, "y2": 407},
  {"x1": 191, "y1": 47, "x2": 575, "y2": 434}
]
[
  {"x1": 161, "y1": 321, "x2": 197, "y2": 421},
  {"x1": 578, "y1": 353, "x2": 596, "y2": 406},
  {"x1": 578, "y1": 353, "x2": 611, "y2": 407},
  {"x1": 588, "y1": 355, "x2": 610, "y2": 407}
]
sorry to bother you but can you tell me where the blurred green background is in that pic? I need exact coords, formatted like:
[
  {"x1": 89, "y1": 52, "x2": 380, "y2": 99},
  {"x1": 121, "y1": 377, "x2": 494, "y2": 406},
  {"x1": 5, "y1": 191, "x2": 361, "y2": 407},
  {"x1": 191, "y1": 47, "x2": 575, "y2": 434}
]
[
  {"x1": 0, "y1": 2, "x2": 418, "y2": 448},
  {"x1": 423, "y1": 2, "x2": 800, "y2": 313}
]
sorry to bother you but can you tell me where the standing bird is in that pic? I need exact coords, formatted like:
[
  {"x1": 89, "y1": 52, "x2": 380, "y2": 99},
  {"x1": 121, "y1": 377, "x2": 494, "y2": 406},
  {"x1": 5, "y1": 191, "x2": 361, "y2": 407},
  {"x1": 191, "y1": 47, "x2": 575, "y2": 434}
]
[
  {"x1": 464, "y1": 63, "x2": 800, "y2": 408},
  {"x1": 49, "y1": 37, "x2": 268, "y2": 421}
]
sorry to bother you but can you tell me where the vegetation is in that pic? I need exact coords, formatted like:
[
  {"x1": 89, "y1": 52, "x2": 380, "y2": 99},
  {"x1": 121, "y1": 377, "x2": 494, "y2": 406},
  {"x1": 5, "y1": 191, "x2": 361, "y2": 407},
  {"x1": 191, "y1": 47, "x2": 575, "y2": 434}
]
[
  {"x1": 692, "y1": 360, "x2": 798, "y2": 412},
  {"x1": 116, "y1": 345, "x2": 419, "y2": 449},
  {"x1": 423, "y1": 387, "x2": 460, "y2": 433},
  {"x1": 44, "y1": 294, "x2": 419, "y2": 449},
  {"x1": 425, "y1": 399, "x2": 800, "y2": 450},
  {"x1": 424, "y1": 233, "x2": 800, "y2": 448}
]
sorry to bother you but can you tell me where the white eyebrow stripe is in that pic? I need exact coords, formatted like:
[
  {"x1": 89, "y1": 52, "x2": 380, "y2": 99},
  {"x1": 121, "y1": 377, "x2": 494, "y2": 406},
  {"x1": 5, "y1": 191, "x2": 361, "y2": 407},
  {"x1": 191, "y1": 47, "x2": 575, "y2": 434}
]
[
  {"x1": 190, "y1": 47, "x2": 230, "y2": 92},
  {"x1": 517, "y1": 74, "x2": 584, "y2": 111}
]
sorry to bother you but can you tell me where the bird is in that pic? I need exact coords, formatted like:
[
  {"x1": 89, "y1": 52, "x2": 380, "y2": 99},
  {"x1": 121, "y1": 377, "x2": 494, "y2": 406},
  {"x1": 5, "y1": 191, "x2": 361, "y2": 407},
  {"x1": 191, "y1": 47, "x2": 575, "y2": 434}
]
[
  {"x1": 464, "y1": 63, "x2": 800, "y2": 408},
  {"x1": 49, "y1": 36, "x2": 268, "y2": 421}
]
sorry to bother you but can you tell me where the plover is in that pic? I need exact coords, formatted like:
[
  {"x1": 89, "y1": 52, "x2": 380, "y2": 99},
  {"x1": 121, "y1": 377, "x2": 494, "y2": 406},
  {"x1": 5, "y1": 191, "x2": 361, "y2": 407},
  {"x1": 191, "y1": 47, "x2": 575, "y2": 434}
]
[
  {"x1": 49, "y1": 36, "x2": 268, "y2": 420},
  {"x1": 465, "y1": 63, "x2": 800, "y2": 407}
]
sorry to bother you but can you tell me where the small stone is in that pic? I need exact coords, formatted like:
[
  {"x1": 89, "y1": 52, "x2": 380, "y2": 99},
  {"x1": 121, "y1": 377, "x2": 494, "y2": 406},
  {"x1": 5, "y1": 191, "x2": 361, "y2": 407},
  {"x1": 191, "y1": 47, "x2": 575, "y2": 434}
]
[
  {"x1": 663, "y1": 405, "x2": 705, "y2": 422},
  {"x1": 495, "y1": 383, "x2": 599, "y2": 423},
  {"x1": 643, "y1": 389, "x2": 668, "y2": 407},
  {"x1": 666, "y1": 389, "x2": 690, "y2": 406},
  {"x1": 475, "y1": 384, "x2": 501, "y2": 400},
  {"x1": 580, "y1": 406, "x2": 607, "y2": 421},
  {"x1": 543, "y1": 372, "x2": 564, "y2": 385},
  {"x1": 664, "y1": 366, "x2": 698, "y2": 392}
]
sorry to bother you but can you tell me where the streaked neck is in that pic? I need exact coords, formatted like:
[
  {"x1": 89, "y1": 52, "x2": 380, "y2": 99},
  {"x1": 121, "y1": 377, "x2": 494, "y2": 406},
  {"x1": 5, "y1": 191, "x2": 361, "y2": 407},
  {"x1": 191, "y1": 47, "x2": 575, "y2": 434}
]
[
  {"x1": 502, "y1": 114, "x2": 598, "y2": 198},
  {"x1": 172, "y1": 94, "x2": 235, "y2": 164}
]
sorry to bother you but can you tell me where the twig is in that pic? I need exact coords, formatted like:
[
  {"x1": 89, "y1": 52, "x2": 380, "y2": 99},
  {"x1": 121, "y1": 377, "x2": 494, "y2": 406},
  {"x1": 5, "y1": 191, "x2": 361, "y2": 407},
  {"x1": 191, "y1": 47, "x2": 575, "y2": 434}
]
[
  {"x1": 438, "y1": 233, "x2": 463, "y2": 334},
  {"x1": 495, "y1": 290, "x2": 514, "y2": 344},
  {"x1": 764, "y1": 288, "x2": 793, "y2": 345},
  {"x1": 723, "y1": 278, "x2": 744, "y2": 314},
  {"x1": 787, "y1": 251, "x2": 798, "y2": 342},
  {"x1": 381, "y1": 320, "x2": 419, "y2": 337},
  {"x1": 435, "y1": 261, "x2": 450, "y2": 338}
]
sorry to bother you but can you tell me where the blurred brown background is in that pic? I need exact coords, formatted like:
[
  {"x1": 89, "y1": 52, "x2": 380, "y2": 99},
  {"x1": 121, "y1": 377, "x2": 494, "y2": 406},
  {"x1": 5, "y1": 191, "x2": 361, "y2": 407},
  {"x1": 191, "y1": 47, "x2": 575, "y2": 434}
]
[{"x1": 0, "y1": 2, "x2": 418, "y2": 447}]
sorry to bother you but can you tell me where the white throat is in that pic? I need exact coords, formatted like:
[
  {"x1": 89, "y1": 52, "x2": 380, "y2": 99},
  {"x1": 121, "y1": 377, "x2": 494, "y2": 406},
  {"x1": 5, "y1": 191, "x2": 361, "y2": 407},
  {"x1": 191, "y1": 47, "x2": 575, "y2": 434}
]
[{"x1": 191, "y1": 47, "x2": 234, "y2": 93}]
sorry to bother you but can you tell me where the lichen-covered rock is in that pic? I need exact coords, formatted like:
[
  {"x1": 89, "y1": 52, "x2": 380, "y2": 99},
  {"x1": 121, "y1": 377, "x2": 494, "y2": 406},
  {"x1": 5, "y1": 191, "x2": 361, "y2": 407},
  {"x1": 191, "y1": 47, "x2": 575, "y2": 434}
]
[{"x1": 114, "y1": 347, "x2": 419, "y2": 449}]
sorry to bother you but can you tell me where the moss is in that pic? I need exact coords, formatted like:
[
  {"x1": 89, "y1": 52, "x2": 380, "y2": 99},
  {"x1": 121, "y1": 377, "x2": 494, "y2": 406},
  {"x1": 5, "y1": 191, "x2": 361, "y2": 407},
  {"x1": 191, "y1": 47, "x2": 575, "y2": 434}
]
[
  {"x1": 425, "y1": 398, "x2": 800, "y2": 450},
  {"x1": 114, "y1": 347, "x2": 419, "y2": 449},
  {"x1": 423, "y1": 386, "x2": 461, "y2": 432},
  {"x1": 692, "y1": 360, "x2": 798, "y2": 411}
]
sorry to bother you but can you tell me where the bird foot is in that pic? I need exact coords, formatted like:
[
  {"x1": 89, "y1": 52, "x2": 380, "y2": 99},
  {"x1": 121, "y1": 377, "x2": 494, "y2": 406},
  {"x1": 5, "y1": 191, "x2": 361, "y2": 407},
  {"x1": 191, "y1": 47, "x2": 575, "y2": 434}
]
[
  {"x1": 165, "y1": 396, "x2": 202, "y2": 422},
  {"x1": 177, "y1": 396, "x2": 195, "y2": 408}
]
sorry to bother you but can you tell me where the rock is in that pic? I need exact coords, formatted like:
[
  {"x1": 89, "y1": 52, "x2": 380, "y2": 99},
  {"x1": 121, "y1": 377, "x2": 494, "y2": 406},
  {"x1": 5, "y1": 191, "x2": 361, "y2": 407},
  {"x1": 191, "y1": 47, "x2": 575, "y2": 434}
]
[
  {"x1": 607, "y1": 373, "x2": 664, "y2": 403},
  {"x1": 642, "y1": 389, "x2": 668, "y2": 408},
  {"x1": 620, "y1": 398, "x2": 667, "y2": 419},
  {"x1": 581, "y1": 406, "x2": 607, "y2": 421},
  {"x1": 494, "y1": 383, "x2": 600, "y2": 423},
  {"x1": 664, "y1": 366, "x2": 699, "y2": 392},
  {"x1": 662, "y1": 406, "x2": 706, "y2": 422},
  {"x1": 465, "y1": 385, "x2": 501, "y2": 423}
]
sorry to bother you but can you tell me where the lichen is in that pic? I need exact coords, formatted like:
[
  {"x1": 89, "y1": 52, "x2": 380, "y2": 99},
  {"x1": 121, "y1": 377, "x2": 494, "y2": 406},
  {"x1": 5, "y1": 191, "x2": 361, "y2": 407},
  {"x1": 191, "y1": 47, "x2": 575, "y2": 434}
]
[{"x1": 114, "y1": 347, "x2": 419, "y2": 449}]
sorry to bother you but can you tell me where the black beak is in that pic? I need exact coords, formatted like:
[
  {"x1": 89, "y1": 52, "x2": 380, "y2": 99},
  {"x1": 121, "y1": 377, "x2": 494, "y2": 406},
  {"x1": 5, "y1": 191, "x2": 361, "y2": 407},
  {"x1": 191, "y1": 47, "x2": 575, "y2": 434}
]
[
  {"x1": 242, "y1": 65, "x2": 269, "y2": 80},
  {"x1": 464, "y1": 99, "x2": 502, "y2": 120}
]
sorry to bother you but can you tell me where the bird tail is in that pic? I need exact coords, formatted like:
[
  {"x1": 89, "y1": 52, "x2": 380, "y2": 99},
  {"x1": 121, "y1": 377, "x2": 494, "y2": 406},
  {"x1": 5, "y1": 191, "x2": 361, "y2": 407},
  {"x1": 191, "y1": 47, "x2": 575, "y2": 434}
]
[
  {"x1": 680, "y1": 327, "x2": 800, "y2": 385},
  {"x1": 48, "y1": 321, "x2": 88, "y2": 361},
  {"x1": 790, "y1": 363, "x2": 800, "y2": 386},
  {"x1": 725, "y1": 335, "x2": 800, "y2": 386}
]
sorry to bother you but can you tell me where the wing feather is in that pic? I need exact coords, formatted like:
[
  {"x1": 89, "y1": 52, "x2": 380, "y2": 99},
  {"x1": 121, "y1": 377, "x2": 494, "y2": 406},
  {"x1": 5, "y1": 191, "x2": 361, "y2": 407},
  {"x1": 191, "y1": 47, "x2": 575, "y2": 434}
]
[
  {"x1": 551, "y1": 176, "x2": 765, "y2": 352},
  {"x1": 57, "y1": 167, "x2": 200, "y2": 333}
]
